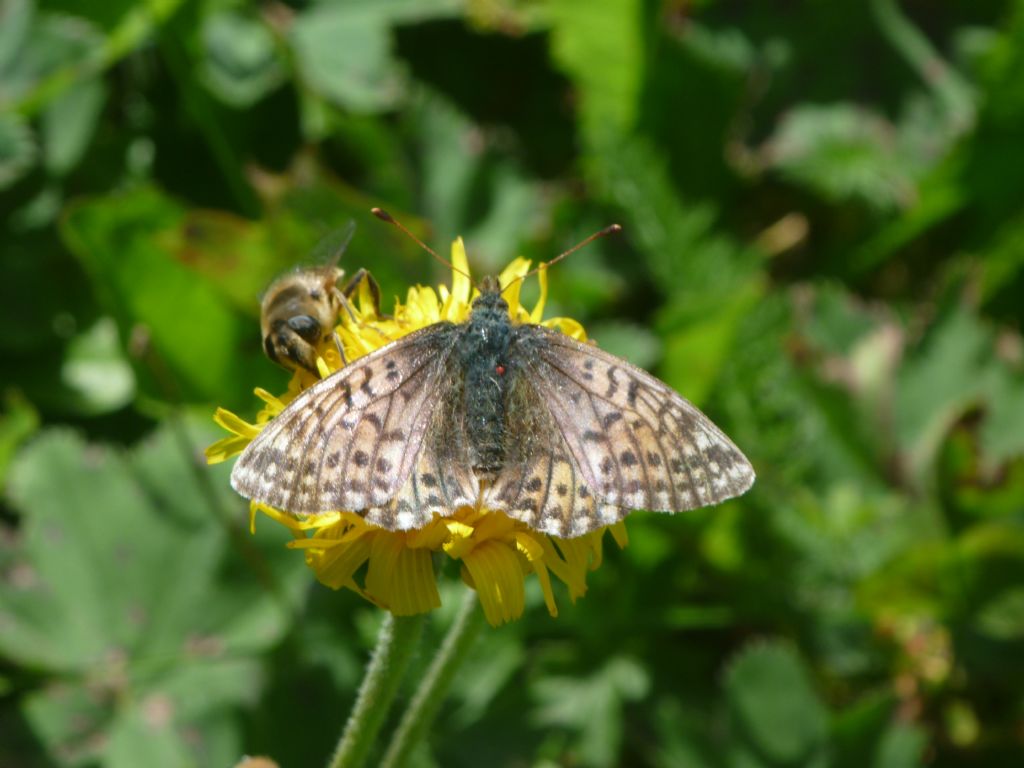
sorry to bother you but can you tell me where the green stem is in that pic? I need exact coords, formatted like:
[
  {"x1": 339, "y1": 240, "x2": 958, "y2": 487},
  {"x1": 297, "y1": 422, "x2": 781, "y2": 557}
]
[
  {"x1": 380, "y1": 590, "x2": 485, "y2": 768},
  {"x1": 327, "y1": 614, "x2": 425, "y2": 768},
  {"x1": 869, "y1": 0, "x2": 975, "y2": 131}
]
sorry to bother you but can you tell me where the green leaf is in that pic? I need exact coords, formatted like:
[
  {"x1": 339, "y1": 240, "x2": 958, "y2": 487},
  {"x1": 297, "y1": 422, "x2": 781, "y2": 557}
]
[
  {"x1": 533, "y1": 656, "x2": 650, "y2": 768},
  {"x1": 200, "y1": 10, "x2": 284, "y2": 108},
  {"x1": 873, "y1": 721, "x2": 927, "y2": 768},
  {"x1": 0, "y1": 0, "x2": 33, "y2": 75},
  {"x1": 590, "y1": 137, "x2": 760, "y2": 321},
  {"x1": 0, "y1": 391, "x2": 38, "y2": 493},
  {"x1": 548, "y1": 0, "x2": 644, "y2": 142},
  {"x1": 658, "y1": 282, "x2": 760, "y2": 408},
  {"x1": 2, "y1": 422, "x2": 296, "y2": 765},
  {"x1": 980, "y1": 365, "x2": 1024, "y2": 466},
  {"x1": 40, "y1": 74, "x2": 106, "y2": 175},
  {"x1": 290, "y1": 1, "x2": 462, "y2": 113},
  {"x1": 60, "y1": 187, "x2": 260, "y2": 404},
  {"x1": 59, "y1": 317, "x2": 136, "y2": 415},
  {"x1": 0, "y1": 112, "x2": 36, "y2": 189},
  {"x1": 975, "y1": 586, "x2": 1024, "y2": 640},
  {"x1": 765, "y1": 103, "x2": 915, "y2": 211},
  {"x1": 895, "y1": 307, "x2": 992, "y2": 478},
  {"x1": 724, "y1": 641, "x2": 828, "y2": 764}
]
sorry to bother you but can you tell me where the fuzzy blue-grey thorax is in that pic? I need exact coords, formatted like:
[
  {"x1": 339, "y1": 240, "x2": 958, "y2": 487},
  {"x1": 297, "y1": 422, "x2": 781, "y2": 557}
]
[{"x1": 459, "y1": 284, "x2": 513, "y2": 473}]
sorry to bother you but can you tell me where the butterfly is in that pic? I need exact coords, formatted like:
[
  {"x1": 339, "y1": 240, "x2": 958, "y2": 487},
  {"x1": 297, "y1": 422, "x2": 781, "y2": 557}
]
[{"x1": 230, "y1": 250, "x2": 755, "y2": 538}]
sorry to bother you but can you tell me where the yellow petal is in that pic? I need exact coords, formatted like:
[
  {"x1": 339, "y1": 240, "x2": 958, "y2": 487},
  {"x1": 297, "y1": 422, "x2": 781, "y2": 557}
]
[
  {"x1": 542, "y1": 316, "x2": 588, "y2": 341},
  {"x1": 310, "y1": 532, "x2": 374, "y2": 591},
  {"x1": 204, "y1": 434, "x2": 251, "y2": 464},
  {"x1": 213, "y1": 407, "x2": 260, "y2": 439},
  {"x1": 515, "y1": 532, "x2": 558, "y2": 618},
  {"x1": 541, "y1": 537, "x2": 589, "y2": 601},
  {"x1": 406, "y1": 518, "x2": 451, "y2": 550},
  {"x1": 607, "y1": 521, "x2": 627, "y2": 549},
  {"x1": 365, "y1": 533, "x2": 441, "y2": 615},
  {"x1": 462, "y1": 539, "x2": 525, "y2": 626},
  {"x1": 253, "y1": 388, "x2": 286, "y2": 414},
  {"x1": 442, "y1": 238, "x2": 472, "y2": 321},
  {"x1": 530, "y1": 262, "x2": 549, "y2": 323},
  {"x1": 498, "y1": 257, "x2": 532, "y2": 320}
]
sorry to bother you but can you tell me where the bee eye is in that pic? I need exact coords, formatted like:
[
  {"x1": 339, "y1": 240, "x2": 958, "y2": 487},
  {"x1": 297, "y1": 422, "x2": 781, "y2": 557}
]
[
  {"x1": 287, "y1": 314, "x2": 321, "y2": 342},
  {"x1": 309, "y1": 289, "x2": 322, "y2": 300}
]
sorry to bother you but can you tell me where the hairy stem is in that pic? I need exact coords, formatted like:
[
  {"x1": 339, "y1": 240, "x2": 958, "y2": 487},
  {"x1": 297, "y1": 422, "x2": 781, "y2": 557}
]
[
  {"x1": 327, "y1": 614, "x2": 425, "y2": 768},
  {"x1": 380, "y1": 590, "x2": 485, "y2": 768}
]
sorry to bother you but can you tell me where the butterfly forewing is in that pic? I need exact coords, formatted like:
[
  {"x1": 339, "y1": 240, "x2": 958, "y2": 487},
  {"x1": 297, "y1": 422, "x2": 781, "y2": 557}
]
[
  {"x1": 364, "y1": 371, "x2": 479, "y2": 530},
  {"x1": 231, "y1": 324, "x2": 466, "y2": 515}
]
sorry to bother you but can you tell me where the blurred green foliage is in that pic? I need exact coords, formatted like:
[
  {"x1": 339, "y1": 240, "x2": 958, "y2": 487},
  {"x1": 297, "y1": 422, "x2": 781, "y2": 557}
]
[{"x1": 2, "y1": 0, "x2": 1023, "y2": 766}]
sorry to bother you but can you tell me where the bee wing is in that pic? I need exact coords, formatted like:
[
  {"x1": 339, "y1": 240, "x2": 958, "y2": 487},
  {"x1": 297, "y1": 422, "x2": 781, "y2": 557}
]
[
  {"x1": 309, "y1": 220, "x2": 357, "y2": 267},
  {"x1": 232, "y1": 323, "x2": 478, "y2": 526},
  {"x1": 483, "y1": 325, "x2": 754, "y2": 537}
]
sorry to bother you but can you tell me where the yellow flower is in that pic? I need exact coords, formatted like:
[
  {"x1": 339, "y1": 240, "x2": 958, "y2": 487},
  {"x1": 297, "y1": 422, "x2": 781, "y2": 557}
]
[{"x1": 207, "y1": 238, "x2": 627, "y2": 626}]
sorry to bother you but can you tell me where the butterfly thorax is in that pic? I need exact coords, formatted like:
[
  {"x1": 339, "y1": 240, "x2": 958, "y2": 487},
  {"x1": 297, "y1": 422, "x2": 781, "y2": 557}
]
[{"x1": 459, "y1": 286, "x2": 513, "y2": 474}]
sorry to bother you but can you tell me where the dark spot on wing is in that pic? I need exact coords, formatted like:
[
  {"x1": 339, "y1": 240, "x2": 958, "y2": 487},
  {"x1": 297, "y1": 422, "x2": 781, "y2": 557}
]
[
  {"x1": 626, "y1": 379, "x2": 639, "y2": 407},
  {"x1": 602, "y1": 412, "x2": 623, "y2": 429}
]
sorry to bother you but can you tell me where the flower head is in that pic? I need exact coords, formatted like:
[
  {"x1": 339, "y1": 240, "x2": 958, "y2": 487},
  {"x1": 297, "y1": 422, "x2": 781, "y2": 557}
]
[{"x1": 208, "y1": 238, "x2": 627, "y2": 626}]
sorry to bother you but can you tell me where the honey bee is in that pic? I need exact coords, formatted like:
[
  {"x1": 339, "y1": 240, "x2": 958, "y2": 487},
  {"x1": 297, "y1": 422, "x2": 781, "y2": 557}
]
[{"x1": 260, "y1": 223, "x2": 380, "y2": 373}]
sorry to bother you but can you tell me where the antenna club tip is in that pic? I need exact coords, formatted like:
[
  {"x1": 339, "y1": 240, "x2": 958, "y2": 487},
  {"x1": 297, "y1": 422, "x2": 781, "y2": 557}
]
[
  {"x1": 605, "y1": 223, "x2": 623, "y2": 235},
  {"x1": 371, "y1": 207, "x2": 394, "y2": 222}
]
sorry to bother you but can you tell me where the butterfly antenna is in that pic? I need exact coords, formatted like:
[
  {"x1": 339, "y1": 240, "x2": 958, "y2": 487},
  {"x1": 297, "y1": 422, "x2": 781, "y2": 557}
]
[
  {"x1": 371, "y1": 208, "x2": 476, "y2": 287},
  {"x1": 503, "y1": 224, "x2": 623, "y2": 294}
]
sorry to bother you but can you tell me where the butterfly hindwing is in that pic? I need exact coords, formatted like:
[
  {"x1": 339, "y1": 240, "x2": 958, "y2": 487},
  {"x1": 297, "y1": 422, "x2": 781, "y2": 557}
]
[
  {"x1": 231, "y1": 323, "x2": 466, "y2": 515},
  {"x1": 482, "y1": 365, "x2": 625, "y2": 536}
]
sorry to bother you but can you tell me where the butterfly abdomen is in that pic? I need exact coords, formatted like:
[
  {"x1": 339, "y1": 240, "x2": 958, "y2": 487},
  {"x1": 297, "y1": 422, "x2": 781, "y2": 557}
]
[{"x1": 460, "y1": 291, "x2": 514, "y2": 474}]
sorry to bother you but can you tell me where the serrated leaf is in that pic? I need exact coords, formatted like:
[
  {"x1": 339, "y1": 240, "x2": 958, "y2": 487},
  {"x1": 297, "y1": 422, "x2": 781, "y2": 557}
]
[
  {"x1": 532, "y1": 656, "x2": 649, "y2": 768},
  {"x1": 591, "y1": 137, "x2": 759, "y2": 320},
  {"x1": 2, "y1": 423, "x2": 296, "y2": 766},
  {"x1": 895, "y1": 307, "x2": 992, "y2": 477},
  {"x1": 724, "y1": 641, "x2": 827, "y2": 764},
  {"x1": 548, "y1": 0, "x2": 644, "y2": 141},
  {"x1": 288, "y1": 0, "x2": 467, "y2": 114},
  {"x1": 765, "y1": 104, "x2": 915, "y2": 211},
  {"x1": 201, "y1": 10, "x2": 284, "y2": 108}
]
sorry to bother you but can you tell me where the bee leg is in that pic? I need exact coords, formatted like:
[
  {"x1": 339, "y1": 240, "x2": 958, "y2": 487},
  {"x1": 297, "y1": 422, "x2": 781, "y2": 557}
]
[
  {"x1": 332, "y1": 269, "x2": 395, "y2": 345},
  {"x1": 332, "y1": 331, "x2": 348, "y2": 366},
  {"x1": 340, "y1": 268, "x2": 386, "y2": 318}
]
